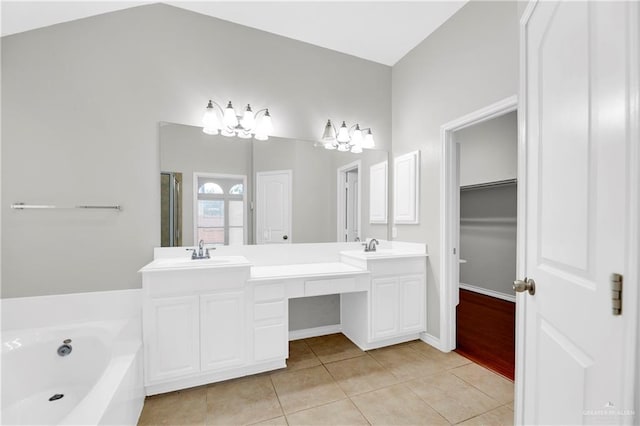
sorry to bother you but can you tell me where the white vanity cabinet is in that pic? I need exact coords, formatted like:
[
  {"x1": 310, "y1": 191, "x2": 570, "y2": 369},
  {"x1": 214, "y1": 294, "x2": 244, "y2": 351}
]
[
  {"x1": 147, "y1": 295, "x2": 200, "y2": 382},
  {"x1": 200, "y1": 291, "x2": 245, "y2": 372},
  {"x1": 140, "y1": 259, "x2": 253, "y2": 395},
  {"x1": 371, "y1": 274, "x2": 425, "y2": 339},
  {"x1": 249, "y1": 282, "x2": 288, "y2": 363},
  {"x1": 341, "y1": 255, "x2": 427, "y2": 350}
]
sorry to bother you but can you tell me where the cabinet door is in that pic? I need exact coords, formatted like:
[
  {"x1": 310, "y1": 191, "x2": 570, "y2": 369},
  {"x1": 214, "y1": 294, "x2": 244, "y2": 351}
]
[
  {"x1": 254, "y1": 322, "x2": 287, "y2": 362},
  {"x1": 147, "y1": 295, "x2": 200, "y2": 382},
  {"x1": 200, "y1": 292, "x2": 245, "y2": 372},
  {"x1": 371, "y1": 278, "x2": 399, "y2": 339},
  {"x1": 399, "y1": 275, "x2": 426, "y2": 333}
]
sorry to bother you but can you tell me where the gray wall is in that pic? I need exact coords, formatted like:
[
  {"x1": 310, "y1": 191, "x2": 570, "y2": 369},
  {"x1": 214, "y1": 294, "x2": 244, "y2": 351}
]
[
  {"x1": 459, "y1": 184, "x2": 517, "y2": 296},
  {"x1": 160, "y1": 122, "x2": 254, "y2": 247},
  {"x1": 253, "y1": 138, "x2": 335, "y2": 244},
  {"x1": 1, "y1": 3, "x2": 391, "y2": 298},
  {"x1": 391, "y1": 1, "x2": 520, "y2": 337},
  {"x1": 458, "y1": 111, "x2": 518, "y2": 186}
]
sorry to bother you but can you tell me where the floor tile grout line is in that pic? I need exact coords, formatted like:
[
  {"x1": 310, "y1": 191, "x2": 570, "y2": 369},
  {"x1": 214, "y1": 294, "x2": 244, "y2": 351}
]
[
  {"x1": 451, "y1": 403, "x2": 515, "y2": 425},
  {"x1": 346, "y1": 394, "x2": 374, "y2": 425},
  {"x1": 401, "y1": 379, "x2": 454, "y2": 425},
  {"x1": 282, "y1": 395, "x2": 354, "y2": 418},
  {"x1": 268, "y1": 372, "x2": 287, "y2": 421},
  {"x1": 449, "y1": 366, "x2": 514, "y2": 406}
]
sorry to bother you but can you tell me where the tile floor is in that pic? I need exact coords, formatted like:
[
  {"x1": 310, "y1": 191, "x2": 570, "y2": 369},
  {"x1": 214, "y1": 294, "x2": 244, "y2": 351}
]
[{"x1": 138, "y1": 334, "x2": 514, "y2": 425}]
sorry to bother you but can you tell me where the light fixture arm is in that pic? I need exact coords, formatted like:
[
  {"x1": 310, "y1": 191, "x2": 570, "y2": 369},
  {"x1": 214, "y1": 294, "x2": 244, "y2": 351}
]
[{"x1": 206, "y1": 99, "x2": 226, "y2": 115}]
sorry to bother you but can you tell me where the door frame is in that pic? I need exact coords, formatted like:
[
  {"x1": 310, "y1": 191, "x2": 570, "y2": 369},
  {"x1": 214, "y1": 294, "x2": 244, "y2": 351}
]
[
  {"x1": 437, "y1": 95, "x2": 519, "y2": 353},
  {"x1": 336, "y1": 160, "x2": 362, "y2": 242}
]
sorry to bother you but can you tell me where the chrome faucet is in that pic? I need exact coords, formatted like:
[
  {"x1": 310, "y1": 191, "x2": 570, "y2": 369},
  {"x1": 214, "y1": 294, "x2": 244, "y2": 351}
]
[
  {"x1": 187, "y1": 239, "x2": 212, "y2": 259},
  {"x1": 364, "y1": 238, "x2": 379, "y2": 252}
]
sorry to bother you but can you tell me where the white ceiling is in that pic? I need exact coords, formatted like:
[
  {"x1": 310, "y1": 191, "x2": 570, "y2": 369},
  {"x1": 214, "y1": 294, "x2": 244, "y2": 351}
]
[{"x1": 1, "y1": 1, "x2": 468, "y2": 65}]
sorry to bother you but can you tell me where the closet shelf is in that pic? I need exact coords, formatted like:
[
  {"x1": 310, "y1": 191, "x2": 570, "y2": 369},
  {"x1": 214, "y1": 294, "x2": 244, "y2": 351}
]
[
  {"x1": 460, "y1": 217, "x2": 516, "y2": 224},
  {"x1": 460, "y1": 179, "x2": 517, "y2": 191}
]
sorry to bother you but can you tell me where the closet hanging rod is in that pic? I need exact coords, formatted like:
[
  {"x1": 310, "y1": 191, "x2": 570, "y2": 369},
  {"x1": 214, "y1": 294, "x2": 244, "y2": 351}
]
[
  {"x1": 460, "y1": 178, "x2": 517, "y2": 191},
  {"x1": 11, "y1": 203, "x2": 121, "y2": 211}
]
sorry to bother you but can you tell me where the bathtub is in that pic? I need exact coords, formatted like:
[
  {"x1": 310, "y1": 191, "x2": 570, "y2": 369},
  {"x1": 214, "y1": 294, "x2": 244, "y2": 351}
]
[{"x1": 1, "y1": 318, "x2": 144, "y2": 425}]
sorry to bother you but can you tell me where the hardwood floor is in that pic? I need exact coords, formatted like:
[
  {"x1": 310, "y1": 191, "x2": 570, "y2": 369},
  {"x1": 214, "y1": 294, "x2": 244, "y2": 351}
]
[{"x1": 455, "y1": 289, "x2": 515, "y2": 380}]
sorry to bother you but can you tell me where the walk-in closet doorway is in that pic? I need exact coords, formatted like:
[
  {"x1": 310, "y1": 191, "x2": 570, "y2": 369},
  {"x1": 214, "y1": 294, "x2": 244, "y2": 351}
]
[{"x1": 440, "y1": 97, "x2": 518, "y2": 380}]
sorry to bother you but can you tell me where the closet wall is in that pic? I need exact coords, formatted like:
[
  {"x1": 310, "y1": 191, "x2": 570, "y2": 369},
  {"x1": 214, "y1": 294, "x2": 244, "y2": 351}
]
[
  {"x1": 460, "y1": 183, "x2": 516, "y2": 297},
  {"x1": 457, "y1": 111, "x2": 517, "y2": 299}
]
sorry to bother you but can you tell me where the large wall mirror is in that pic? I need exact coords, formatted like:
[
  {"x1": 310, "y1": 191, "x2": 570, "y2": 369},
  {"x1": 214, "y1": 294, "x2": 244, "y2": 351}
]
[{"x1": 159, "y1": 122, "x2": 389, "y2": 246}]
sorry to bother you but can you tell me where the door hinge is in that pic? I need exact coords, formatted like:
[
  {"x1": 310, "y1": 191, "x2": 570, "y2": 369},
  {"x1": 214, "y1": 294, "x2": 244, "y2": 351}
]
[{"x1": 611, "y1": 273, "x2": 623, "y2": 315}]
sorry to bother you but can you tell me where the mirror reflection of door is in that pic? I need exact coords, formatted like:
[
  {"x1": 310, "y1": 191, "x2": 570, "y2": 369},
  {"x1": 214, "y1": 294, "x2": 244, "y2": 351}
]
[
  {"x1": 345, "y1": 170, "x2": 359, "y2": 242},
  {"x1": 160, "y1": 172, "x2": 182, "y2": 247},
  {"x1": 337, "y1": 161, "x2": 361, "y2": 242},
  {"x1": 194, "y1": 173, "x2": 247, "y2": 246},
  {"x1": 256, "y1": 170, "x2": 292, "y2": 244}
]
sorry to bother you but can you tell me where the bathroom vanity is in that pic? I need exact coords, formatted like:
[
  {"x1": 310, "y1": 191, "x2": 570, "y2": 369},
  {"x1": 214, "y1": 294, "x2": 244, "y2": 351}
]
[{"x1": 139, "y1": 242, "x2": 428, "y2": 395}]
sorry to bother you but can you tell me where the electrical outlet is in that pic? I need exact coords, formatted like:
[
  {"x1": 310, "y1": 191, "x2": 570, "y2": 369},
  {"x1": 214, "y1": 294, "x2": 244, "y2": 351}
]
[{"x1": 392, "y1": 227, "x2": 398, "y2": 238}]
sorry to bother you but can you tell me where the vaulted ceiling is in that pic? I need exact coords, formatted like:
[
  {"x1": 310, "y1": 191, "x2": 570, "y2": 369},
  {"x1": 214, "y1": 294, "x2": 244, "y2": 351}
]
[{"x1": 1, "y1": 1, "x2": 467, "y2": 65}]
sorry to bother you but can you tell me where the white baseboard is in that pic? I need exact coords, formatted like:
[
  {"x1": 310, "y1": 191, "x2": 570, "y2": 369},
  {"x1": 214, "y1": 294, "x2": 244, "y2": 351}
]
[
  {"x1": 420, "y1": 332, "x2": 450, "y2": 352},
  {"x1": 459, "y1": 283, "x2": 516, "y2": 303},
  {"x1": 289, "y1": 324, "x2": 342, "y2": 341}
]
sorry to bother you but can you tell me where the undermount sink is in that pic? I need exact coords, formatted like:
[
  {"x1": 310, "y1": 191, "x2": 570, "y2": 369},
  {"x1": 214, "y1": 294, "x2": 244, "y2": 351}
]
[{"x1": 139, "y1": 255, "x2": 251, "y2": 272}]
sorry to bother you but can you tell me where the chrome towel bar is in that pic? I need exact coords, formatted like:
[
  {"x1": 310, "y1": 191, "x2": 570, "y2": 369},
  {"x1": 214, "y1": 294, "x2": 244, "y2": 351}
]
[{"x1": 11, "y1": 203, "x2": 121, "y2": 211}]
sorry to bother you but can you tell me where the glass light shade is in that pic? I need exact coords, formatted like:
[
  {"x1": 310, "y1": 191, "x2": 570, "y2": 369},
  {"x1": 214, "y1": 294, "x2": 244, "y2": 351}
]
[
  {"x1": 336, "y1": 121, "x2": 350, "y2": 143},
  {"x1": 254, "y1": 133, "x2": 269, "y2": 141},
  {"x1": 258, "y1": 110, "x2": 273, "y2": 136},
  {"x1": 237, "y1": 130, "x2": 252, "y2": 139},
  {"x1": 322, "y1": 119, "x2": 336, "y2": 141},
  {"x1": 241, "y1": 104, "x2": 255, "y2": 130},
  {"x1": 337, "y1": 142, "x2": 350, "y2": 152},
  {"x1": 202, "y1": 101, "x2": 220, "y2": 135},
  {"x1": 363, "y1": 129, "x2": 375, "y2": 148},
  {"x1": 351, "y1": 124, "x2": 363, "y2": 147},
  {"x1": 221, "y1": 128, "x2": 235, "y2": 137},
  {"x1": 324, "y1": 142, "x2": 337, "y2": 150},
  {"x1": 350, "y1": 145, "x2": 363, "y2": 154},
  {"x1": 223, "y1": 101, "x2": 239, "y2": 128}
]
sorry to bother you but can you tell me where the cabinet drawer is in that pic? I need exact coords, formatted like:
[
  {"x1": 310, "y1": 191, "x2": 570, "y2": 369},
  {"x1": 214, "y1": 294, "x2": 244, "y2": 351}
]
[
  {"x1": 305, "y1": 277, "x2": 357, "y2": 296},
  {"x1": 254, "y1": 301, "x2": 285, "y2": 321},
  {"x1": 254, "y1": 283, "x2": 285, "y2": 302}
]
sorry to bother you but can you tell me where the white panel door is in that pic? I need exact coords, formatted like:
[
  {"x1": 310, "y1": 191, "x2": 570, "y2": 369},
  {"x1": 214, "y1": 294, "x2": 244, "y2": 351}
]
[
  {"x1": 399, "y1": 275, "x2": 426, "y2": 333},
  {"x1": 147, "y1": 296, "x2": 200, "y2": 382},
  {"x1": 371, "y1": 278, "x2": 399, "y2": 339},
  {"x1": 200, "y1": 292, "x2": 245, "y2": 372},
  {"x1": 520, "y1": 1, "x2": 638, "y2": 424},
  {"x1": 256, "y1": 170, "x2": 292, "y2": 244}
]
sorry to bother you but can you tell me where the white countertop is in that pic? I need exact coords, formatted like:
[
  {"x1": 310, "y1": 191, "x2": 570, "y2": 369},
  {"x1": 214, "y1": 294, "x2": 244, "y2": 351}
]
[
  {"x1": 250, "y1": 262, "x2": 369, "y2": 281},
  {"x1": 340, "y1": 249, "x2": 428, "y2": 261},
  {"x1": 139, "y1": 256, "x2": 252, "y2": 272}
]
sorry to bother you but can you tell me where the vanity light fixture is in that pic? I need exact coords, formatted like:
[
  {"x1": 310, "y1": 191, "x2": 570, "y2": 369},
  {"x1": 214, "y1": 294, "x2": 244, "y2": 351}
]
[
  {"x1": 202, "y1": 100, "x2": 273, "y2": 140},
  {"x1": 321, "y1": 119, "x2": 375, "y2": 153}
]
